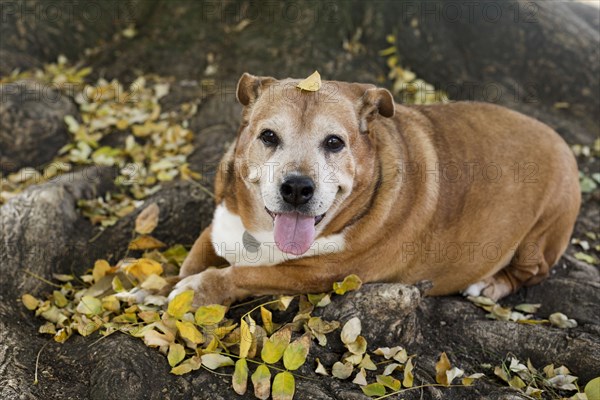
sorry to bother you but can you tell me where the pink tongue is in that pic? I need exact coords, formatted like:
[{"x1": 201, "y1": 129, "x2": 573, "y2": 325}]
[{"x1": 273, "y1": 212, "x2": 316, "y2": 255}]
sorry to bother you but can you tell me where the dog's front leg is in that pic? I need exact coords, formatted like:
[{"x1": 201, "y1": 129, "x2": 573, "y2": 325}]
[
  {"x1": 179, "y1": 224, "x2": 227, "y2": 277},
  {"x1": 169, "y1": 263, "x2": 349, "y2": 308}
]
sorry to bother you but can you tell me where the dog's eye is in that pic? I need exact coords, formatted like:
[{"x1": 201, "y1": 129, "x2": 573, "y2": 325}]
[
  {"x1": 259, "y1": 130, "x2": 279, "y2": 147},
  {"x1": 324, "y1": 135, "x2": 345, "y2": 153}
]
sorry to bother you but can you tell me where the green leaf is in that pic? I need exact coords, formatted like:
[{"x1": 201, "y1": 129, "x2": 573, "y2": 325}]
[
  {"x1": 585, "y1": 377, "x2": 600, "y2": 400},
  {"x1": 162, "y1": 244, "x2": 189, "y2": 266},
  {"x1": 168, "y1": 343, "x2": 186, "y2": 367},
  {"x1": 376, "y1": 374, "x2": 401, "y2": 391},
  {"x1": 361, "y1": 383, "x2": 386, "y2": 397},
  {"x1": 195, "y1": 304, "x2": 227, "y2": 325},
  {"x1": 261, "y1": 327, "x2": 292, "y2": 364},
  {"x1": 333, "y1": 274, "x2": 362, "y2": 295},
  {"x1": 272, "y1": 371, "x2": 295, "y2": 400},
  {"x1": 251, "y1": 364, "x2": 271, "y2": 400},
  {"x1": 283, "y1": 334, "x2": 310, "y2": 371},
  {"x1": 167, "y1": 290, "x2": 194, "y2": 319},
  {"x1": 232, "y1": 358, "x2": 249, "y2": 395}
]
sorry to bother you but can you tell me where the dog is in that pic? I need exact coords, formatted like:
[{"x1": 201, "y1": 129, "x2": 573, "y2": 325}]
[{"x1": 168, "y1": 73, "x2": 581, "y2": 308}]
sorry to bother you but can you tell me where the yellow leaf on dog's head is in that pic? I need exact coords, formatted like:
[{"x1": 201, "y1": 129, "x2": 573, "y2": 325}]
[{"x1": 296, "y1": 71, "x2": 321, "y2": 92}]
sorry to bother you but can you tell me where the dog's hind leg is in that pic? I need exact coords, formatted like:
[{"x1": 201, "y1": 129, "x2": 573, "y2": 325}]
[{"x1": 467, "y1": 205, "x2": 577, "y2": 300}]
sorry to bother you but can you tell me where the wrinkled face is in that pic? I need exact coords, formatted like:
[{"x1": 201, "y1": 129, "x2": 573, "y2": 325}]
[{"x1": 233, "y1": 76, "x2": 393, "y2": 255}]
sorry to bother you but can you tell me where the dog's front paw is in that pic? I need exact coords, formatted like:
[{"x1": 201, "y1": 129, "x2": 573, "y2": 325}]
[{"x1": 168, "y1": 268, "x2": 235, "y2": 309}]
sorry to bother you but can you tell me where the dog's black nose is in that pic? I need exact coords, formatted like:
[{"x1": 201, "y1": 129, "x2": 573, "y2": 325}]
[{"x1": 280, "y1": 176, "x2": 315, "y2": 206}]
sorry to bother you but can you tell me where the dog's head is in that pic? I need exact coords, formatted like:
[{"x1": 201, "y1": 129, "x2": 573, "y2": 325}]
[{"x1": 233, "y1": 73, "x2": 394, "y2": 256}]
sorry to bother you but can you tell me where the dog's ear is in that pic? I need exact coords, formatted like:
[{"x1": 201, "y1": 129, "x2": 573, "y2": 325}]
[
  {"x1": 236, "y1": 73, "x2": 276, "y2": 106},
  {"x1": 358, "y1": 87, "x2": 395, "y2": 132}
]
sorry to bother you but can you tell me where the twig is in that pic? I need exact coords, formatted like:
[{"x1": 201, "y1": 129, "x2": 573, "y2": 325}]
[
  {"x1": 34, "y1": 341, "x2": 51, "y2": 384},
  {"x1": 23, "y1": 270, "x2": 62, "y2": 288},
  {"x1": 374, "y1": 383, "x2": 471, "y2": 399}
]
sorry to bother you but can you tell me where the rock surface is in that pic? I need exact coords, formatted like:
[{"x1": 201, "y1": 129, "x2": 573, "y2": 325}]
[{"x1": 1, "y1": 1, "x2": 599, "y2": 399}]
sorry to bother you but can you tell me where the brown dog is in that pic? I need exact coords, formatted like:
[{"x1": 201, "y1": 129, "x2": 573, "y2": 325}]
[{"x1": 168, "y1": 73, "x2": 580, "y2": 307}]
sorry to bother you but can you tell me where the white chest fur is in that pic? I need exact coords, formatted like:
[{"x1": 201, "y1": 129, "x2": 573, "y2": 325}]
[{"x1": 211, "y1": 204, "x2": 346, "y2": 267}]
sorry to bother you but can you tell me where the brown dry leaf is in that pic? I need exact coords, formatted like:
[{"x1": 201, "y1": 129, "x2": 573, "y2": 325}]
[
  {"x1": 251, "y1": 364, "x2": 271, "y2": 400},
  {"x1": 129, "y1": 235, "x2": 166, "y2": 250},
  {"x1": 435, "y1": 352, "x2": 452, "y2": 385},
  {"x1": 135, "y1": 203, "x2": 160, "y2": 234}
]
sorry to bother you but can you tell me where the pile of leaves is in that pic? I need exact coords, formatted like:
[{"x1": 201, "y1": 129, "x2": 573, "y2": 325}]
[
  {"x1": 0, "y1": 56, "x2": 201, "y2": 228},
  {"x1": 380, "y1": 35, "x2": 449, "y2": 105}
]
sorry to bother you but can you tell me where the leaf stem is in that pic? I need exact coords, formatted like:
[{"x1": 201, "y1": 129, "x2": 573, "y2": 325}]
[
  {"x1": 373, "y1": 383, "x2": 471, "y2": 399},
  {"x1": 24, "y1": 270, "x2": 62, "y2": 288}
]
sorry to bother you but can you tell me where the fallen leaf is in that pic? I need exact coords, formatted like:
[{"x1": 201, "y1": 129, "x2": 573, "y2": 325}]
[
  {"x1": 435, "y1": 352, "x2": 452, "y2": 385},
  {"x1": 251, "y1": 364, "x2": 271, "y2": 400},
  {"x1": 514, "y1": 303, "x2": 542, "y2": 314},
  {"x1": 261, "y1": 327, "x2": 291, "y2": 364},
  {"x1": 382, "y1": 363, "x2": 403, "y2": 376},
  {"x1": 585, "y1": 377, "x2": 600, "y2": 400},
  {"x1": 377, "y1": 374, "x2": 401, "y2": 391},
  {"x1": 283, "y1": 334, "x2": 310, "y2": 371},
  {"x1": 167, "y1": 290, "x2": 194, "y2": 319},
  {"x1": 124, "y1": 258, "x2": 163, "y2": 282},
  {"x1": 333, "y1": 274, "x2": 362, "y2": 295},
  {"x1": 135, "y1": 203, "x2": 160, "y2": 234},
  {"x1": 232, "y1": 358, "x2": 249, "y2": 395},
  {"x1": 92, "y1": 259, "x2": 112, "y2": 282},
  {"x1": 341, "y1": 317, "x2": 361, "y2": 344},
  {"x1": 361, "y1": 383, "x2": 386, "y2": 397},
  {"x1": 261, "y1": 306, "x2": 274, "y2": 335},
  {"x1": 201, "y1": 353, "x2": 234, "y2": 370},
  {"x1": 129, "y1": 235, "x2": 166, "y2": 250},
  {"x1": 239, "y1": 318, "x2": 254, "y2": 359},
  {"x1": 353, "y1": 368, "x2": 368, "y2": 386},
  {"x1": 76, "y1": 296, "x2": 102, "y2": 316},
  {"x1": 22, "y1": 294, "x2": 39, "y2": 310},
  {"x1": 374, "y1": 346, "x2": 404, "y2": 360},
  {"x1": 403, "y1": 358, "x2": 414, "y2": 387},
  {"x1": 272, "y1": 371, "x2": 295, "y2": 400},
  {"x1": 315, "y1": 358, "x2": 329, "y2": 376},
  {"x1": 168, "y1": 343, "x2": 185, "y2": 367},
  {"x1": 348, "y1": 336, "x2": 367, "y2": 355},
  {"x1": 195, "y1": 304, "x2": 227, "y2": 325},
  {"x1": 176, "y1": 320, "x2": 204, "y2": 344},
  {"x1": 332, "y1": 361, "x2": 353, "y2": 379},
  {"x1": 359, "y1": 354, "x2": 377, "y2": 371},
  {"x1": 170, "y1": 355, "x2": 201, "y2": 375},
  {"x1": 549, "y1": 312, "x2": 578, "y2": 329}
]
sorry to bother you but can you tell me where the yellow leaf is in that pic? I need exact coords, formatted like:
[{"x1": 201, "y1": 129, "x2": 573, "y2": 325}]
[
  {"x1": 168, "y1": 343, "x2": 186, "y2": 367},
  {"x1": 170, "y1": 356, "x2": 202, "y2": 375},
  {"x1": 140, "y1": 274, "x2": 168, "y2": 291},
  {"x1": 176, "y1": 320, "x2": 204, "y2": 344},
  {"x1": 358, "y1": 354, "x2": 377, "y2": 371},
  {"x1": 332, "y1": 361, "x2": 353, "y2": 379},
  {"x1": 283, "y1": 334, "x2": 311, "y2": 371},
  {"x1": 261, "y1": 306, "x2": 274, "y2": 335},
  {"x1": 462, "y1": 373, "x2": 484, "y2": 386},
  {"x1": 101, "y1": 295, "x2": 120, "y2": 312},
  {"x1": 296, "y1": 71, "x2": 321, "y2": 92},
  {"x1": 124, "y1": 258, "x2": 163, "y2": 282},
  {"x1": 435, "y1": 352, "x2": 451, "y2": 385},
  {"x1": 347, "y1": 336, "x2": 367, "y2": 355},
  {"x1": 195, "y1": 304, "x2": 227, "y2": 325},
  {"x1": 239, "y1": 318, "x2": 253, "y2": 359},
  {"x1": 168, "y1": 290, "x2": 194, "y2": 319},
  {"x1": 251, "y1": 364, "x2": 271, "y2": 400},
  {"x1": 232, "y1": 358, "x2": 249, "y2": 395},
  {"x1": 261, "y1": 327, "x2": 292, "y2": 364},
  {"x1": 76, "y1": 296, "x2": 102, "y2": 316},
  {"x1": 585, "y1": 377, "x2": 600, "y2": 400},
  {"x1": 22, "y1": 294, "x2": 39, "y2": 310},
  {"x1": 135, "y1": 203, "x2": 160, "y2": 234},
  {"x1": 403, "y1": 358, "x2": 414, "y2": 388},
  {"x1": 52, "y1": 291, "x2": 68, "y2": 308},
  {"x1": 92, "y1": 259, "x2": 112, "y2": 283},
  {"x1": 112, "y1": 276, "x2": 124, "y2": 292},
  {"x1": 333, "y1": 274, "x2": 362, "y2": 295},
  {"x1": 128, "y1": 235, "x2": 166, "y2": 250},
  {"x1": 272, "y1": 371, "x2": 295, "y2": 400},
  {"x1": 376, "y1": 374, "x2": 401, "y2": 391}
]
